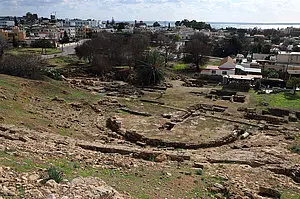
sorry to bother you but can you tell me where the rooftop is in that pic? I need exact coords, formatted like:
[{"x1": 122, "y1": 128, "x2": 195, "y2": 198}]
[
  {"x1": 227, "y1": 74, "x2": 263, "y2": 80},
  {"x1": 287, "y1": 70, "x2": 300, "y2": 75}
]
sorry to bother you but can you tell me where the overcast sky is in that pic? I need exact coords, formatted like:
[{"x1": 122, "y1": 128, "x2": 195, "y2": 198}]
[{"x1": 1, "y1": 0, "x2": 300, "y2": 22}]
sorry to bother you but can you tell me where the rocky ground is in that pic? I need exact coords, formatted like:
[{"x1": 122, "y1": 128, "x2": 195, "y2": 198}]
[{"x1": 0, "y1": 74, "x2": 299, "y2": 199}]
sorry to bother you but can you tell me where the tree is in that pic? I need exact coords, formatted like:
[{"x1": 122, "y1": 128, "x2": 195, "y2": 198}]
[
  {"x1": 224, "y1": 36, "x2": 243, "y2": 56},
  {"x1": 155, "y1": 33, "x2": 177, "y2": 67},
  {"x1": 135, "y1": 50, "x2": 164, "y2": 86},
  {"x1": 153, "y1": 21, "x2": 161, "y2": 27},
  {"x1": 262, "y1": 69, "x2": 279, "y2": 79},
  {"x1": 129, "y1": 33, "x2": 150, "y2": 66},
  {"x1": 115, "y1": 22, "x2": 128, "y2": 31},
  {"x1": 176, "y1": 19, "x2": 211, "y2": 30},
  {"x1": 287, "y1": 77, "x2": 300, "y2": 95},
  {"x1": 271, "y1": 36, "x2": 281, "y2": 45},
  {"x1": 75, "y1": 32, "x2": 150, "y2": 75},
  {"x1": 184, "y1": 33, "x2": 211, "y2": 71},
  {"x1": 0, "y1": 36, "x2": 7, "y2": 60},
  {"x1": 175, "y1": 21, "x2": 181, "y2": 26},
  {"x1": 14, "y1": 16, "x2": 18, "y2": 26},
  {"x1": 293, "y1": 45, "x2": 300, "y2": 52},
  {"x1": 261, "y1": 44, "x2": 271, "y2": 54},
  {"x1": 31, "y1": 39, "x2": 54, "y2": 48},
  {"x1": 61, "y1": 31, "x2": 69, "y2": 44}
]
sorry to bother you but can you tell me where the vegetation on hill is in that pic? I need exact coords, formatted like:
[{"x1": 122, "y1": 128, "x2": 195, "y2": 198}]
[
  {"x1": 30, "y1": 39, "x2": 55, "y2": 48},
  {"x1": 0, "y1": 54, "x2": 46, "y2": 79},
  {"x1": 175, "y1": 19, "x2": 212, "y2": 30},
  {"x1": 75, "y1": 32, "x2": 150, "y2": 75}
]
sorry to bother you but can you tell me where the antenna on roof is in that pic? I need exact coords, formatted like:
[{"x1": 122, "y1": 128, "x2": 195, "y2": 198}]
[{"x1": 50, "y1": 11, "x2": 56, "y2": 20}]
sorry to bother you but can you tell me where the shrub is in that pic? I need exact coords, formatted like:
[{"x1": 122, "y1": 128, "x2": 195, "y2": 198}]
[
  {"x1": 42, "y1": 166, "x2": 63, "y2": 183},
  {"x1": 42, "y1": 68, "x2": 62, "y2": 80},
  {"x1": 290, "y1": 145, "x2": 300, "y2": 154},
  {"x1": 195, "y1": 169, "x2": 203, "y2": 175},
  {"x1": 0, "y1": 54, "x2": 46, "y2": 79},
  {"x1": 31, "y1": 39, "x2": 54, "y2": 48},
  {"x1": 0, "y1": 36, "x2": 7, "y2": 59}
]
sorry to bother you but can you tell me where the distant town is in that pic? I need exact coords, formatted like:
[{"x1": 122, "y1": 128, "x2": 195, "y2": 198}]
[{"x1": 1, "y1": 12, "x2": 300, "y2": 84}]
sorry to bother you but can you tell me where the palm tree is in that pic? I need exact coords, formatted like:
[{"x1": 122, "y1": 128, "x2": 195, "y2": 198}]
[{"x1": 136, "y1": 50, "x2": 165, "y2": 86}]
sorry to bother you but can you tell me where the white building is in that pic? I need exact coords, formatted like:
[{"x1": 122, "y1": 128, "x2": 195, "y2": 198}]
[
  {"x1": 277, "y1": 52, "x2": 300, "y2": 64},
  {"x1": 0, "y1": 18, "x2": 15, "y2": 28},
  {"x1": 59, "y1": 27, "x2": 76, "y2": 39},
  {"x1": 62, "y1": 19, "x2": 102, "y2": 28},
  {"x1": 201, "y1": 56, "x2": 236, "y2": 76},
  {"x1": 29, "y1": 24, "x2": 60, "y2": 40},
  {"x1": 177, "y1": 27, "x2": 197, "y2": 40},
  {"x1": 252, "y1": 53, "x2": 270, "y2": 60}
]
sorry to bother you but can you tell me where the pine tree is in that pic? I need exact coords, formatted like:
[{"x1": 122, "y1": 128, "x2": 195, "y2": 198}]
[{"x1": 62, "y1": 31, "x2": 69, "y2": 44}]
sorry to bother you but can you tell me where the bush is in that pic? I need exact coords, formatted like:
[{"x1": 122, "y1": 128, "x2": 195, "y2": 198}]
[
  {"x1": 0, "y1": 54, "x2": 46, "y2": 79},
  {"x1": 0, "y1": 36, "x2": 7, "y2": 59},
  {"x1": 42, "y1": 166, "x2": 63, "y2": 183},
  {"x1": 42, "y1": 68, "x2": 62, "y2": 80},
  {"x1": 30, "y1": 39, "x2": 54, "y2": 48},
  {"x1": 290, "y1": 145, "x2": 300, "y2": 154},
  {"x1": 195, "y1": 169, "x2": 203, "y2": 175}
]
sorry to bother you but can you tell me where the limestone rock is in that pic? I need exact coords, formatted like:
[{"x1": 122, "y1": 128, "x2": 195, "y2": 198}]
[
  {"x1": 241, "y1": 132, "x2": 250, "y2": 139},
  {"x1": 46, "y1": 194, "x2": 57, "y2": 199},
  {"x1": 45, "y1": 179, "x2": 58, "y2": 189},
  {"x1": 28, "y1": 174, "x2": 40, "y2": 182},
  {"x1": 106, "y1": 116, "x2": 122, "y2": 132},
  {"x1": 258, "y1": 186, "x2": 281, "y2": 198},
  {"x1": 154, "y1": 154, "x2": 168, "y2": 162},
  {"x1": 193, "y1": 162, "x2": 204, "y2": 169}
]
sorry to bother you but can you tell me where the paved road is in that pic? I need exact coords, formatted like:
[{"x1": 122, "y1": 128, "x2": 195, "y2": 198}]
[{"x1": 42, "y1": 39, "x2": 89, "y2": 59}]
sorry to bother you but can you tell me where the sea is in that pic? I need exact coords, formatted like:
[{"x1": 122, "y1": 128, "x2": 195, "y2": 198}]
[{"x1": 128, "y1": 21, "x2": 300, "y2": 29}]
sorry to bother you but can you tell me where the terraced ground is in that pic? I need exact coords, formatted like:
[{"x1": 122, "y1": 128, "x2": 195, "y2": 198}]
[{"x1": 0, "y1": 74, "x2": 299, "y2": 199}]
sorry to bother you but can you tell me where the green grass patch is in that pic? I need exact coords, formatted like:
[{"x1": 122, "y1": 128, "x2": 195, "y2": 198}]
[
  {"x1": 114, "y1": 66, "x2": 130, "y2": 69},
  {"x1": 290, "y1": 137, "x2": 300, "y2": 155},
  {"x1": 0, "y1": 74, "x2": 101, "y2": 135},
  {"x1": 0, "y1": 78, "x2": 23, "y2": 92},
  {"x1": 290, "y1": 145, "x2": 300, "y2": 154},
  {"x1": 137, "y1": 194, "x2": 151, "y2": 199},
  {"x1": 47, "y1": 56, "x2": 87, "y2": 69},
  {"x1": 252, "y1": 91, "x2": 300, "y2": 110},
  {"x1": 173, "y1": 63, "x2": 187, "y2": 70},
  {"x1": 8, "y1": 48, "x2": 62, "y2": 55},
  {"x1": 0, "y1": 151, "x2": 46, "y2": 172},
  {"x1": 59, "y1": 128, "x2": 72, "y2": 137},
  {"x1": 78, "y1": 168, "x2": 97, "y2": 177},
  {"x1": 190, "y1": 188, "x2": 210, "y2": 198},
  {"x1": 207, "y1": 60, "x2": 220, "y2": 66},
  {"x1": 281, "y1": 190, "x2": 300, "y2": 199},
  {"x1": 117, "y1": 109, "x2": 130, "y2": 114},
  {"x1": 0, "y1": 153, "x2": 230, "y2": 199}
]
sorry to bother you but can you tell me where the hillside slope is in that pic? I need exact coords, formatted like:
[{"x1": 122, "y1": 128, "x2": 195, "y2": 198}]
[{"x1": 0, "y1": 74, "x2": 299, "y2": 199}]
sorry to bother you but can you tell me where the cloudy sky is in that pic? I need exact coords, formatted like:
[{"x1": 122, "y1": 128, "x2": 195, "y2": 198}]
[{"x1": 1, "y1": 0, "x2": 300, "y2": 22}]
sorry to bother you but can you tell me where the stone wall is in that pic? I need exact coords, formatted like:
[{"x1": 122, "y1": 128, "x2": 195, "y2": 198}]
[{"x1": 266, "y1": 108, "x2": 290, "y2": 117}]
